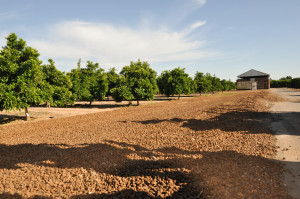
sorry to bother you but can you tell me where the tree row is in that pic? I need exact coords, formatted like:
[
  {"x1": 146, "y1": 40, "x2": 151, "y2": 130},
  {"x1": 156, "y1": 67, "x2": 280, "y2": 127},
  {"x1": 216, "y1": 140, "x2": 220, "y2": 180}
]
[
  {"x1": 270, "y1": 76, "x2": 300, "y2": 89},
  {"x1": 0, "y1": 33, "x2": 236, "y2": 114}
]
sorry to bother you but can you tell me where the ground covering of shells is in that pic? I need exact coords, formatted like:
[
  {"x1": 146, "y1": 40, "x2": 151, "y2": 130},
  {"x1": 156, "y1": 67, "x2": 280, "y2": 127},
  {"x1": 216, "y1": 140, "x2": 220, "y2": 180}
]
[{"x1": 0, "y1": 90, "x2": 290, "y2": 198}]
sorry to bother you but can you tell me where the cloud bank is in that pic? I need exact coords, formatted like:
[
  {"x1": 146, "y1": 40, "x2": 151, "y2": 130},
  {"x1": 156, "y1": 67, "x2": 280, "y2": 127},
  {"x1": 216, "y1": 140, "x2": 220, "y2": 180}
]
[{"x1": 30, "y1": 20, "x2": 215, "y2": 71}]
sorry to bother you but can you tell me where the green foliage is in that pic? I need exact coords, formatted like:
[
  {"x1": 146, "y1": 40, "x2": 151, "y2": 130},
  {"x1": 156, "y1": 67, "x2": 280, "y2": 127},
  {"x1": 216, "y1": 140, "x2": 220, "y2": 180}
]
[
  {"x1": 272, "y1": 77, "x2": 300, "y2": 89},
  {"x1": 106, "y1": 67, "x2": 120, "y2": 96},
  {"x1": 220, "y1": 79, "x2": 229, "y2": 92},
  {"x1": 210, "y1": 75, "x2": 222, "y2": 92},
  {"x1": 68, "y1": 60, "x2": 108, "y2": 103},
  {"x1": 290, "y1": 78, "x2": 300, "y2": 89},
  {"x1": 0, "y1": 33, "x2": 45, "y2": 111},
  {"x1": 228, "y1": 80, "x2": 237, "y2": 90},
  {"x1": 202, "y1": 73, "x2": 213, "y2": 92},
  {"x1": 111, "y1": 76, "x2": 134, "y2": 102},
  {"x1": 112, "y1": 60, "x2": 158, "y2": 104},
  {"x1": 270, "y1": 79, "x2": 291, "y2": 88},
  {"x1": 42, "y1": 59, "x2": 74, "y2": 106},
  {"x1": 194, "y1": 72, "x2": 236, "y2": 94},
  {"x1": 194, "y1": 72, "x2": 211, "y2": 94},
  {"x1": 220, "y1": 79, "x2": 236, "y2": 92},
  {"x1": 157, "y1": 67, "x2": 192, "y2": 98}
]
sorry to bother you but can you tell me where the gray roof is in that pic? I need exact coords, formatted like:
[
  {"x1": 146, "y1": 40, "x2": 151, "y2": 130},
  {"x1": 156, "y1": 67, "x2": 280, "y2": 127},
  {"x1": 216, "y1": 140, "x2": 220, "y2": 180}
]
[{"x1": 237, "y1": 69, "x2": 269, "y2": 78}]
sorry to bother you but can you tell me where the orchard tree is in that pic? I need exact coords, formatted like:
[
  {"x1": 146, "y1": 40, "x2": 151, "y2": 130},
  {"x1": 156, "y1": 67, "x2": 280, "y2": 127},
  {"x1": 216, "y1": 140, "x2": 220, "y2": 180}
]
[
  {"x1": 111, "y1": 59, "x2": 158, "y2": 105},
  {"x1": 68, "y1": 60, "x2": 108, "y2": 104},
  {"x1": 42, "y1": 59, "x2": 74, "y2": 107},
  {"x1": 157, "y1": 67, "x2": 192, "y2": 99},
  {"x1": 106, "y1": 67, "x2": 120, "y2": 98},
  {"x1": 111, "y1": 75, "x2": 134, "y2": 103},
  {"x1": 228, "y1": 80, "x2": 237, "y2": 90},
  {"x1": 211, "y1": 75, "x2": 223, "y2": 93},
  {"x1": 194, "y1": 72, "x2": 212, "y2": 95},
  {"x1": 0, "y1": 33, "x2": 45, "y2": 117},
  {"x1": 221, "y1": 79, "x2": 236, "y2": 92},
  {"x1": 220, "y1": 79, "x2": 230, "y2": 92}
]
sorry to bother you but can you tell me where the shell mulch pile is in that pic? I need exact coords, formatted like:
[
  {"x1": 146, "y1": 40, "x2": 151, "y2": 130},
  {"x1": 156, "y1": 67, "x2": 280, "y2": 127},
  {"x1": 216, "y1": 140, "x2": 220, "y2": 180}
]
[{"x1": 0, "y1": 90, "x2": 290, "y2": 198}]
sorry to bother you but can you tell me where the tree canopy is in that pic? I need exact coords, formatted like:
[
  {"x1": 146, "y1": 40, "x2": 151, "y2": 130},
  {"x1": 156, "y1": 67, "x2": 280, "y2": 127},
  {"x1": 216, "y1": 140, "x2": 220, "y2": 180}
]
[
  {"x1": 111, "y1": 60, "x2": 158, "y2": 105},
  {"x1": 157, "y1": 67, "x2": 192, "y2": 99},
  {"x1": 106, "y1": 67, "x2": 120, "y2": 97},
  {"x1": 0, "y1": 33, "x2": 239, "y2": 115},
  {"x1": 68, "y1": 60, "x2": 108, "y2": 104},
  {"x1": 42, "y1": 59, "x2": 74, "y2": 107},
  {"x1": 194, "y1": 72, "x2": 211, "y2": 94},
  {"x1": 0, "y1": 33, "x2": 45, "y2": 112}
]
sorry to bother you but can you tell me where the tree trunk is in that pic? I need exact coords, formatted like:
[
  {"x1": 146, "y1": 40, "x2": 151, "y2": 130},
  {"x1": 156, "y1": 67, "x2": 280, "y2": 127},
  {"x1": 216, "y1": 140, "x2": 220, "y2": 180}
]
[
  {"x1": 137, "y1": 100, "x2": 140, "y2": 106},
  {"x1": 128, "y1": 101, "x2": 132, "y2": 106},
  {"x1": 178, "y1": 94, "x2": 181, "y2": 100},
  {"x1": 90, "y1": 101, "x2": 92, "y2": 105},
  {"x1": 25, "y1": 107, "x2": 30, "y2": 121}
]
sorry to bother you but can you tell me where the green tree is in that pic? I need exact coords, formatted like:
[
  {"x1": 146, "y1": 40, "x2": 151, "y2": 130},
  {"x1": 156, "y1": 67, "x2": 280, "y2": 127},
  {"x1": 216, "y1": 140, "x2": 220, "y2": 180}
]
[
  {"x1": 227, "y1": 80, "x2": 236, "y2": 90},
  {"x1": 157, "y1": 67, "x2": 191, "y2": 99},
  {"x1": 111, "y1": 60, "x2": 158, "y2": 105},
  {"x1": 0, "y1": 33, "x2": 45, "y2": 116},
  {"x1": 42, "y1": 59, "x2": 74, "y2": 107},
  {"x1": 111, "y1": 75, "x2": 134, "y2": 103},
  {"x1": 220, "y1": 79, "x2": 229, "y2": 92},
  {"x1": 194, "y1": 72, "x2": 212, "y2": 95},
  {"x1": 106, "y1": 67, "x2": 120, "y2": 98},
  {"x1": 68, "y1": 60, "x2": 108, "y2": 104},
  {"x1": 210, "y1": 75, "x2": 223, "y2": 93}
]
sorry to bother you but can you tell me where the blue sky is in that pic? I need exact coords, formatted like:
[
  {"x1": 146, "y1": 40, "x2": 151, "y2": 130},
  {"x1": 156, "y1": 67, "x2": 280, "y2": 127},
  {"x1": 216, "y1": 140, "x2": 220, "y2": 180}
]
[{"x1": 0, "y1": 0, "x2": 299, "y2": 80}]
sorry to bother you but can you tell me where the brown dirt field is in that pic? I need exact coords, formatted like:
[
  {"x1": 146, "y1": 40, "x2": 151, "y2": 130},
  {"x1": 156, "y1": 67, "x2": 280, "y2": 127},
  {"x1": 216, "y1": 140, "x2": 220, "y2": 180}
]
[{"x1": 0, "y1": 90, "x2": 291, "y2": 198}]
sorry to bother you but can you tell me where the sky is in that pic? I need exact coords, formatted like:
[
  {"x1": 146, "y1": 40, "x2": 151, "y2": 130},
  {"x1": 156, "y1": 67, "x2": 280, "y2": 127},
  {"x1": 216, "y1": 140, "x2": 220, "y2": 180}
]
[{"x1": 0, "y1": 0, "x2": 299, "y2": 81}]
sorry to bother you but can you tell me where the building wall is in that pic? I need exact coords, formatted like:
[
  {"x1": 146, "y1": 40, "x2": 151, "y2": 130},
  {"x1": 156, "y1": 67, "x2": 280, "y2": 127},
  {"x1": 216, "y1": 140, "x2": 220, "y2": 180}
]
[
  {"x1": 236, "y1": 76, "x2": 270, "y2": 89},
  {"x1": 237, "y1": 81, "x2": 257, "y2": 90}
]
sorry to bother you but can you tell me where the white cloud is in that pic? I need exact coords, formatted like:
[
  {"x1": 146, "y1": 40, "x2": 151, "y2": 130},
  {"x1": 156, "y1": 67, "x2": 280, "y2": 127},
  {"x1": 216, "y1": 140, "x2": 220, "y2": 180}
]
[
  {"x1": 193, "y1": 0, "x2": 207, "y2": 7},
  {"x1": 190, "y1": 21, "x2": 206, "y2": 30},
  {"x1": 30, "y1": 20, "x2": 216, "y2": 71}
]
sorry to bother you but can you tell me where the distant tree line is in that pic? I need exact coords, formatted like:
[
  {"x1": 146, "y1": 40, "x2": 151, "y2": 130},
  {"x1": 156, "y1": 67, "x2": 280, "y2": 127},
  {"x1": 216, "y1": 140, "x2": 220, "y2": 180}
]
[
  {"x1": 271, "y1": 76, "x2": 300, "y2": 89},
  {"x1": 0, "y1": 33, "x2": 236, "y2": 114}
]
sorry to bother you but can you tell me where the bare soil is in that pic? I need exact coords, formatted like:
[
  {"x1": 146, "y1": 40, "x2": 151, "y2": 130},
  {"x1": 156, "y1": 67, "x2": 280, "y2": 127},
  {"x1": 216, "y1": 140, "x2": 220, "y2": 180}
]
[{"x1": 0, "y1": 91, "x2": 291, "y2": 198}]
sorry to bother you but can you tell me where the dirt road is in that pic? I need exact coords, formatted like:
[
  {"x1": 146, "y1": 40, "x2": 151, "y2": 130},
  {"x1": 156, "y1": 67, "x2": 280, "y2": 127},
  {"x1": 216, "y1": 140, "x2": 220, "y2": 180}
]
[{"x1": 270, "y1": 88, "x2": 300, "y2": 199}]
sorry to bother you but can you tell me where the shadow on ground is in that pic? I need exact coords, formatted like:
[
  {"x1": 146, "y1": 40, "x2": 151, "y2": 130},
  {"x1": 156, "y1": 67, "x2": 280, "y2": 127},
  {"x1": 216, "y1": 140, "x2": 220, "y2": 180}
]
[
  {"x1": 0, "y1": 140, "x2": 291, "y2": 198},
  {"x1": 127, "y1": 109, "x2": 300, "y2": 136},
  {"x1": 126, "y1": 110, "x2": 270, "y2": 134},
  {"x1": 0, "y1": 114, "x2": 25, "y2": 125}
]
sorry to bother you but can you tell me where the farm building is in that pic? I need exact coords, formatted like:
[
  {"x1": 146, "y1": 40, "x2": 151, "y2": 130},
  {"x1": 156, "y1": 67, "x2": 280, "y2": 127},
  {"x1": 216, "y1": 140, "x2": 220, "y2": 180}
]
[{"x1": 236, "y1": 69, "x2": 270, "y2": 90}]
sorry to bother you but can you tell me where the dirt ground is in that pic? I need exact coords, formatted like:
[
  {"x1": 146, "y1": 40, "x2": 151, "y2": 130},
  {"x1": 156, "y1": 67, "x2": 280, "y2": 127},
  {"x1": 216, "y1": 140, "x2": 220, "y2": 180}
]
[
  {"x1": 0, "y1": 95, "x2": 203, "y2": 126},
  {"x1": 269, "y1": 88, "x2": 300, "y2": 199},
  {"x1": 0, "y1": 91, "x2": 291, "y2": 198}
]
